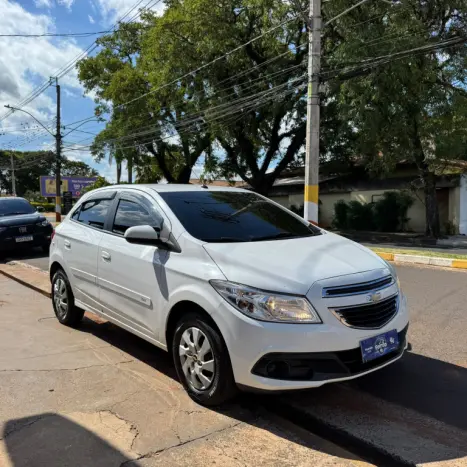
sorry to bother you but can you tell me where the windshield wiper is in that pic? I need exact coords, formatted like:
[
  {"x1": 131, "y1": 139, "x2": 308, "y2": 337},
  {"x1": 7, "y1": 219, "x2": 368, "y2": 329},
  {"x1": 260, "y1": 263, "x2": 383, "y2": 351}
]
[
  {"x1": 203, "y1": 236, "x2": 251, "y2": 243},
  {"x1": 250, "y1": 232, "x2": 310, "y2": 242}
]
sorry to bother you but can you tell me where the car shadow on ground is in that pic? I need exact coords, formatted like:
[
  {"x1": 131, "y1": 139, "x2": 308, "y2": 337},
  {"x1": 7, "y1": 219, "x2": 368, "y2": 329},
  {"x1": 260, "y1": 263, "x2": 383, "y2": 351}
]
[
  {"x1": 2, "y1": 413, "x2": 134, "y2": 467},
  {"x1": 73, "y1": 314, "x2": 467, "y2": 466},
  {"x1": 349, "y1": 350, "x2": 467, "y2": 432}
]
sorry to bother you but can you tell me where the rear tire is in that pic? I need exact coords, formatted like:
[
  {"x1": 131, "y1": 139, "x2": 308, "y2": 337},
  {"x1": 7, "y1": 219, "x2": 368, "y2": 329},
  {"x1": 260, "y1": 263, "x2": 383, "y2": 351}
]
[
  {"x1": 51, "y1": 269, "x2": 84, "y2": 327},
  {"x1": 172, "y1": 312, "x2": 237, "y2": 406}
]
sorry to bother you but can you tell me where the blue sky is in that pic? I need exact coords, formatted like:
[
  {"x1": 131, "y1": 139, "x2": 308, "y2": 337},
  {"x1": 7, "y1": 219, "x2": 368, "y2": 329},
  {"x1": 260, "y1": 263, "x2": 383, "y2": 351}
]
[{"x1": 0, "y1": 0, "x2": 164, "y2": 182}]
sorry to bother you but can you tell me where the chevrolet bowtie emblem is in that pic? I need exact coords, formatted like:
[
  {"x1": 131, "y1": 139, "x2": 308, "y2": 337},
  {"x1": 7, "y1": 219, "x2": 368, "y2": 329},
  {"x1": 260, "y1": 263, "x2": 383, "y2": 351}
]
[{"x1": 367, "y1": 292, "x2": 382, "y2": 303}]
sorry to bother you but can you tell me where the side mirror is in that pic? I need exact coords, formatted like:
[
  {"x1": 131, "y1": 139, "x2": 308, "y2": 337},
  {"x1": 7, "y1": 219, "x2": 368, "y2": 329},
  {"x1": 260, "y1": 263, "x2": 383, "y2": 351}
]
[
  {"x1": 124, "y1": 223, "x2": 180, "y2": 252},
  {"x1": 36, "y1": 206, "x2": 45, "y2": 212},
  {"x1": 124, "y1": 225, "x2": 160, "y2": 244}
]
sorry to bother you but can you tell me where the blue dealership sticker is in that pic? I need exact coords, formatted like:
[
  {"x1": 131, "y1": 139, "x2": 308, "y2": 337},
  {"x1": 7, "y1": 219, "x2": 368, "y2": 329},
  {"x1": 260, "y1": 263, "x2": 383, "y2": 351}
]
[{"x1": 360, "y1": 329, "x2": 399, "y2": 363}]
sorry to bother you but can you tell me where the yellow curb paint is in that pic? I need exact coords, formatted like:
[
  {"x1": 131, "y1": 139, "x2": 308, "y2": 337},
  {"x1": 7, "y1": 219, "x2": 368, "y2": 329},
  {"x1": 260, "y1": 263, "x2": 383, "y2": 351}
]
[
  {"x1": 304, "y1": 185, "x2": 319, "y2": 203},
  {"x1": 452, "y1": 260, "x2": 467, "y2": 269},
  {"x1": 375, "y1": 252, "x2": 394, "y2": 261}
]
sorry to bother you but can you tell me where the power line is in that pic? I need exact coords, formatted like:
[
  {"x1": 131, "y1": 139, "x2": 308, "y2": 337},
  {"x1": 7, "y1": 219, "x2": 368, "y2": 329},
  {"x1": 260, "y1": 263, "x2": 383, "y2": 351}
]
[
  {"x1": 0, "y1": 31, "x2": 111, "y2": 38},
  {"x1": 319, "y1": 36, "x2": 467, "y2": 80},
  {"x1": 0, "y1": 0, "x2": 159, "y2": 123},
  {"x1": 63, "y1": 62, "x2": 305, "y2": 146},
  {"x1": 107, "y1": 8, "x2": 308, "y2": 112},
  {"x1": 62, "y1": 79, "x2": 306, "y2": 152}
]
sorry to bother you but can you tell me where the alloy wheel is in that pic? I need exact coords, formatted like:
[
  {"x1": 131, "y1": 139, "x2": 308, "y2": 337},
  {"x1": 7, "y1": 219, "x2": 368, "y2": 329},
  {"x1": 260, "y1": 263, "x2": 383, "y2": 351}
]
[
  {"x1": 53, "y1": 277, "x2": 68, "y2": 319},
  {"x1": 179, "y1": 327, "x2": 215, "y2": 390}
]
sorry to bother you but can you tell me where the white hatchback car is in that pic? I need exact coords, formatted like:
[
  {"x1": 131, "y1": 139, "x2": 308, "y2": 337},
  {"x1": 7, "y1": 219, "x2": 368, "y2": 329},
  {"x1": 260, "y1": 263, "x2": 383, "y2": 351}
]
[{"x1": 50, "y1": 185, "x2": 409, "y2": 405}]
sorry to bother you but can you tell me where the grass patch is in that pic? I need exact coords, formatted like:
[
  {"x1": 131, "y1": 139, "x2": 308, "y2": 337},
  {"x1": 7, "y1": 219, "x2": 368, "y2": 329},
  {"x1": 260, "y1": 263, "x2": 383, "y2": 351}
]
[{"x1": 371, "y1": 247, "x2": 467, "y2": 260}]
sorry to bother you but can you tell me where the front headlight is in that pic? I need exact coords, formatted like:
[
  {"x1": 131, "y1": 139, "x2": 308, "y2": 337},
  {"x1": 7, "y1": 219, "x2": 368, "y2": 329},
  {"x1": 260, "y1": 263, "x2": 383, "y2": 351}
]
[
  {"x1": 384, "y1": 260, "x2": 401, "y2": 290},
  {"x1": 37, "y1": 220, "x2": 50, "y2": 227},
  {"x1": 210, "y1": 280, "x2": 322, "y2": 323}
]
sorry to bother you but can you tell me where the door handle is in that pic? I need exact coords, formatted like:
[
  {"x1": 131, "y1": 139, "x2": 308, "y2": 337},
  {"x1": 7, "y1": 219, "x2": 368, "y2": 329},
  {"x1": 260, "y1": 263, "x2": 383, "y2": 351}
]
[
  {"x1": 64, "y1": 240, "x2": 71, "y2": 249},
  {"x1": 101, "y1": 251, "x2": 111, "y2": 262}
]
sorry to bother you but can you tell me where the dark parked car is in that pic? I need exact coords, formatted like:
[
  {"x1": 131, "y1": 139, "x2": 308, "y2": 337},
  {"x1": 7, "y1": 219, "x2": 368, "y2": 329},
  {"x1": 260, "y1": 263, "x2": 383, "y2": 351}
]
[{"x1": 0, "y1": 197, "x2": 53, "y2": 255}]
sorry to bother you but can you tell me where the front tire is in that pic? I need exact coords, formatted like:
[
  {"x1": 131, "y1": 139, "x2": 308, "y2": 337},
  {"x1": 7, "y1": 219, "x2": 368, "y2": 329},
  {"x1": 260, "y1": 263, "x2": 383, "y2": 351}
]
[
  {"x1": 51, "y1": 269, "x2": 84, "y2": 327},
  {"x1": 172, "y1": 312, "x2": 237, "y2": 406}
]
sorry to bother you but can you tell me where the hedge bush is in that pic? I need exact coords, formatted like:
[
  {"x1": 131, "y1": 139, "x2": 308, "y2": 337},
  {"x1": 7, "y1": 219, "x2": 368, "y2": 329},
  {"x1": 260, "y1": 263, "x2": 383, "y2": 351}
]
[
  {"x1": 373, "y1": 191, "x2": 413, "y2": 232},
  {"x1": 334, "y1": 200, "x2": 349, "y2": 230},
  {"x1": 30, "y1": 201, "x2": 56, "y2": 212},
  {"x1": 347, "y1": 200, "x2": 375, "y2": 231},
  {"x1": 333, "y1": 191, "x2": 413, "y2": 232}
]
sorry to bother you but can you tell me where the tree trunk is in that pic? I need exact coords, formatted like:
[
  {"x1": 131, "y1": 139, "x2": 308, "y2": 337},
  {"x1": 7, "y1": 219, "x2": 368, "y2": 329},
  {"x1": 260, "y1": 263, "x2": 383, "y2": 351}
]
[
  {"x1": 422, "y1": 168, "x2": 440, "y2": 237},
  {"x1": 127, "y1": 156, "x2": 133, "y2": 184},
  {"x1": 176, "y1": 165, "x2": 192, "y2": 184},
  {"x1": 116, "y1": 162, "x2": 122, "y2": 184},
  {"x1": 411, "y1": 115, "x2": 440, "y2": 237}
]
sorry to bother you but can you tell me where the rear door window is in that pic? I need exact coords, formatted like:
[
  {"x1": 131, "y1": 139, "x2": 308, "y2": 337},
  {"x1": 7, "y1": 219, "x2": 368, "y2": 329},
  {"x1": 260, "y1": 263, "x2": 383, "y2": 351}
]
[{"x1": 77, "y1": 199, "x2": 111, "y2": 230}]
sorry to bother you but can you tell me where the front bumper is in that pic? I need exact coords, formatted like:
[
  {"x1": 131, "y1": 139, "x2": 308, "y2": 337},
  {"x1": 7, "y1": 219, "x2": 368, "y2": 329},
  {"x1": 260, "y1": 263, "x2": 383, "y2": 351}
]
[
  {"x1": 0, "y1": 230, "x2": 53, "y2": 252},
  {"x1": 216, "y1": 293, "x2": 409, "y2": 391}
]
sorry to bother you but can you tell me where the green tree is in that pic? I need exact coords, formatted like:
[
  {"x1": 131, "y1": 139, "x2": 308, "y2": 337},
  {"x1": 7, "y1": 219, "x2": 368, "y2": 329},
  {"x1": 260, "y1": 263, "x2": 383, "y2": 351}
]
[
  {"x1": 77, "y1": 0, "x2": 353, "y2": 191},
  {"x1": 323, "y1": 0, "x2": 467, "y2": 236},
  {"x1": 0, "y1": 151, "x2": 98, "y2": 196},
  {"x1": 78, "y1": 19, "x2": 211, "y2": 184}
]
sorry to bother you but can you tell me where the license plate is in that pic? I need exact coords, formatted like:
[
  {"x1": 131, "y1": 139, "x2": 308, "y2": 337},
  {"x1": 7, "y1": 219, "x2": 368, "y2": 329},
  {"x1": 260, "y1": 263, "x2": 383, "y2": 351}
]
[
  {"x1": 360, "y1": 329, "x2": 399, "y2": 363},
  {"x1": 15, "y1": 235, "x2": 34, "y2": 243}
]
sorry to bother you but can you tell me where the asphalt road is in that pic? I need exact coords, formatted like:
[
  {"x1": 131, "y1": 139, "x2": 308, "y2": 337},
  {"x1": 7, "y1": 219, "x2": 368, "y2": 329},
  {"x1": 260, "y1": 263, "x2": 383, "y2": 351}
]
[
  {"x1": 357, "y1": 264, "x2": 467, "y2": 429},
  {"x1": 2, "y1": 247, "x2": 50, "y2": 270}
]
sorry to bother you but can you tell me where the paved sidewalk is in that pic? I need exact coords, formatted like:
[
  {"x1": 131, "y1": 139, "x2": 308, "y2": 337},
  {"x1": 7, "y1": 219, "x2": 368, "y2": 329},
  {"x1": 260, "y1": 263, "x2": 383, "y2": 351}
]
[{"x1": 0, "y1": 276, "x2": 368, "y2": 467}]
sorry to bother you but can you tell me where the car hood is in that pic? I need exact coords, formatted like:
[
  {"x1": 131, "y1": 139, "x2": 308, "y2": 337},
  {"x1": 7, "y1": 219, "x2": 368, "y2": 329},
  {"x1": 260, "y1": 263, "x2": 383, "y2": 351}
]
[
  {"x1": 0, "y1": 213, "x2": 45, "y2": 226},
  {"x1": 203, "y1": 232, "x2": 388, "y2": 295}
]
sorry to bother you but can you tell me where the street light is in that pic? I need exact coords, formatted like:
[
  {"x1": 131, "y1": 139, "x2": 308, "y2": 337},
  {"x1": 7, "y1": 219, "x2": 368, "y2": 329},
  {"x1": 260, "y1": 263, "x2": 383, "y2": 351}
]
[
  {"x1": 4, "y1": 105, "x2": 55, "y2": 137},
  {"x1": 4, "y1": 99, "x2": 62, "y2": 221}
]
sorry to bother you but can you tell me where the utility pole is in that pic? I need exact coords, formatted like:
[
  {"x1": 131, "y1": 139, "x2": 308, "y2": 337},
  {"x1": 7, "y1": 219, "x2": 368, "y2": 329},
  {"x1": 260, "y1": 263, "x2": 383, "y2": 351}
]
[
  {"x1": 55, "y1": 78, "x2": 62, "y2": 222},
  {"x1": 10, "y1": 152, "x2": 16, "y2": 196},
  {"x1": 304, "y1": 0, "x2": 321, "y2": 224}
]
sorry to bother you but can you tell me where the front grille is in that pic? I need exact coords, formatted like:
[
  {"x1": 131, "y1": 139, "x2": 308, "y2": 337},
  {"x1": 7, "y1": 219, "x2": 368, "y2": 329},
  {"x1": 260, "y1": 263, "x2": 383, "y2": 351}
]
[
  {"x1": 251, "y1": 325, "x2": 408, "y2": 381},
  {"x1": 323, "y1": 275, "x2": 393, "y2": 298},
  {"x1": 332, "y1": 294, "x2": 398, "y2": 329},
  {"x1": 15, "y1": 225, "x2": 32, "y2": 235}
]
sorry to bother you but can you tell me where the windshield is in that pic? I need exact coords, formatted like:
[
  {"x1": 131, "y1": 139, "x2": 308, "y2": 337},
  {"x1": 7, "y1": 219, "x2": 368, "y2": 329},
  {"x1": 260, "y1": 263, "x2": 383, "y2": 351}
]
[
  {"x1": 159, "y1": 191, "x2": 321, "y2": 243},
  {"x1": 0, "y1": 198, "x2": 36, "y2": 217}
]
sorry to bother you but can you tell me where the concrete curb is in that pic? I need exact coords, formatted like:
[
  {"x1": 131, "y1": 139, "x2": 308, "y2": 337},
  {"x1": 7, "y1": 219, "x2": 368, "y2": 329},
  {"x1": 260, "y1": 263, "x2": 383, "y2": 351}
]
[
  {"x1": 374, "y1": 251, "x2": 467, "y2": 269},
  {"x1": 0, "y1": 262, "x2": 51, "y2": 298}
]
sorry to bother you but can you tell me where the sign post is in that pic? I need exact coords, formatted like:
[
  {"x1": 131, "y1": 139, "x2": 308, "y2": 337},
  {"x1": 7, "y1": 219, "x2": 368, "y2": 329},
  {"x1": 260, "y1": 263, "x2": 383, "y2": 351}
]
[
  {"x1": 40, "y1": 176, "x2": 96, "y2": 199},
  {"x1": 63, "y1": 191, "x2": 73, "y2": 215}
]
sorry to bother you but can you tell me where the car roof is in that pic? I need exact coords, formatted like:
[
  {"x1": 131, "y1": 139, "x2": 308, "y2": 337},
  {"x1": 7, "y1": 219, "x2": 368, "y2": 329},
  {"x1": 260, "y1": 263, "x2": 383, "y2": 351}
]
[
  {"x1": 0, "y1": 197, "x2": 27, "y2": 201},
  {"x1": 95, "y1": 184, "x2": 249, "y2": 194}
]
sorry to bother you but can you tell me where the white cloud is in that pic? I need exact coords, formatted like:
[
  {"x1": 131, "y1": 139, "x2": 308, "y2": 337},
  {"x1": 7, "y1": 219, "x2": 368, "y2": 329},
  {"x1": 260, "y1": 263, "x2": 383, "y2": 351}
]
[
  {"x1": 34, "y1": 0, "x2": 74, "y2": 10},
  {"x1": 88, "y1": 14, "x2": 95, "y2": 24},
  {"x1": 96, "y1": 0, "x2": 164, "y2": 25},
  {"x1": 34, "y1": 0, "x2": 52, "y2": 8},
  {"x1": 58, "y1": 0, "x2": 74, "y2": 10},
  {"x1": 0, "y1": 0, "x2": 87, "y2": 131}
]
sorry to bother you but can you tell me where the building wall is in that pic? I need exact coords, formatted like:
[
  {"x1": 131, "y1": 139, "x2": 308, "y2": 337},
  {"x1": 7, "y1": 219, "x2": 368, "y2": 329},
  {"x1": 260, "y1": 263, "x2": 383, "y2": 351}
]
[
  {"x1": 449, "y1": 186, "x2": 460, "y2": 232},
  {"x1": 270, "y1": 188, "x2": 443, "y2": 233},
  {"x1": 270, "y1": 195, "x2": 290, "y2": 208},
  {"x1": 319, "y1": 193, "x2": 351, "y2": 227},
  {"x1": 459, "y1": 175, "x2": 467, "y2": 235},
  {"x1": 348, "y1": 189, "x2": 427, "y2": 233}
]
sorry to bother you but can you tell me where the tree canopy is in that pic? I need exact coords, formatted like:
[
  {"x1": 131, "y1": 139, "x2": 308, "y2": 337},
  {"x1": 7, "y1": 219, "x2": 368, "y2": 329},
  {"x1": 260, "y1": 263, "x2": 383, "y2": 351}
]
[
  {"x1": 0, "y1": 151, "x2": 98, "y2": 197},
  {"x1": 77, "y1": 0, "x2": 467, "y2": 235}
]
